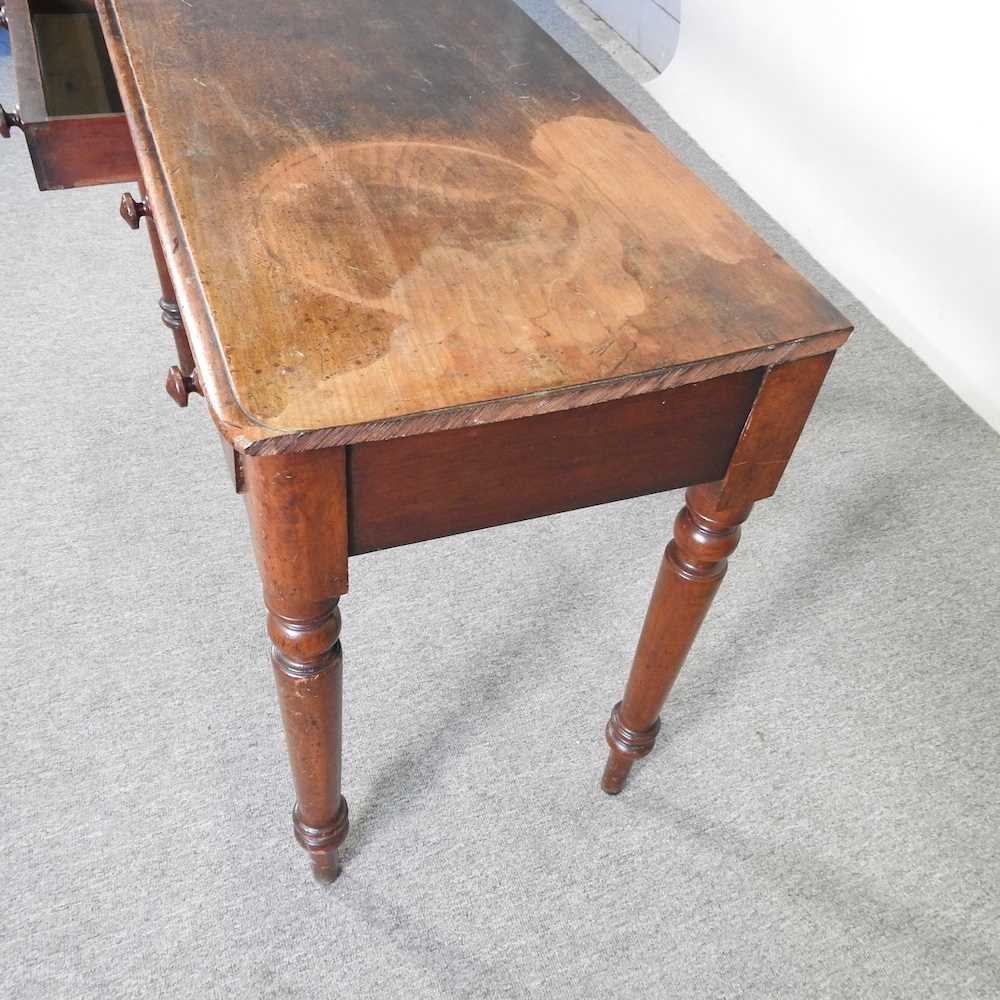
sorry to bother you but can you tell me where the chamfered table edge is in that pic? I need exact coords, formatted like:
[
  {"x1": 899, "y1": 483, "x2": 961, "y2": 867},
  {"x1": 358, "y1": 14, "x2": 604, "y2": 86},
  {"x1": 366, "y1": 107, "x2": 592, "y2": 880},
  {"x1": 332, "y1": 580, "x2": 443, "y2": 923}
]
[{"x1": 96, "y1": 0, "x2": 852, "y2": 456}]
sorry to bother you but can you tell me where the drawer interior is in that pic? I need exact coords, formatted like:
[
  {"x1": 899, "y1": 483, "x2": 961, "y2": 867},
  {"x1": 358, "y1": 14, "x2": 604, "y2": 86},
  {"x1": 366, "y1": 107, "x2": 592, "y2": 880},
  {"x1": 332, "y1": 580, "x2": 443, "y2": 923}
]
[
  {"x1": 5, "y1": 0, "x2": 138, "y2": 188},
  {"x1": 30, "y1": 0, "x2": 123, "y2": 117}
]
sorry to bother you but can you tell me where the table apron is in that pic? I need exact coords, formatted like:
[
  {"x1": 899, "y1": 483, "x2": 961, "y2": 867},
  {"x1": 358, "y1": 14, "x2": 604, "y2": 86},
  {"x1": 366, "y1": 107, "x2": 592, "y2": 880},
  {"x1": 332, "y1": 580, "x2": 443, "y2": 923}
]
[{"x1": 346, "y1": 368, "x2": 763, "y2": 554}]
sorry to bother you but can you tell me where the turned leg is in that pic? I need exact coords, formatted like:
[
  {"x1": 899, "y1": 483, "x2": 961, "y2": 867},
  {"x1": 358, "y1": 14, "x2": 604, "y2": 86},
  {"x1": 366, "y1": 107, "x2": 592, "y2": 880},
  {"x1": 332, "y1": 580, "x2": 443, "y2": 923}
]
[
  {"x1": 601, "y1": 353, "x2": 838, "y2": 794},
  {"x1": 243, "y1": 448, "x2": 350, "y2": 881},
  {"x1": 602, "y1": 482, "x2": 753, "y2": 793}
]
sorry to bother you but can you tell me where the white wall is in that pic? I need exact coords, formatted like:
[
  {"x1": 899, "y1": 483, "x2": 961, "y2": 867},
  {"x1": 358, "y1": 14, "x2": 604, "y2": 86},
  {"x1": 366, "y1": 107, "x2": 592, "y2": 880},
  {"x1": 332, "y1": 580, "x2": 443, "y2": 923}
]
[
  {"x1": 586, "y1": 0, "x2": 680, "y2": 69},
  {"x1": 645, "y1": 1, "x2": 1000, "y2": 432}
]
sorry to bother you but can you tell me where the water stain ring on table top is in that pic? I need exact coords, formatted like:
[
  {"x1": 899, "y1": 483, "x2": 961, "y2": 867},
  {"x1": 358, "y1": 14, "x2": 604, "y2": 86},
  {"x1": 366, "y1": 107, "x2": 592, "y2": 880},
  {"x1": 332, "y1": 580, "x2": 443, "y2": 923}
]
[
  {"x1": 249, "y1": 139, "x2": 584, "y2": 308},
  {"x1": 233, "y1": 116, "x2": 818, "y2": 428}
]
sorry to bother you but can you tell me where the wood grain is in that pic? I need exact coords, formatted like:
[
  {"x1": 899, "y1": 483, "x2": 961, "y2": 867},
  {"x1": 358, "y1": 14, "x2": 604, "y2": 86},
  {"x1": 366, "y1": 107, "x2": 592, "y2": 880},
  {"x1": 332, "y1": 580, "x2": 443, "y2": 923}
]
[
  {"x1": 718, "y1": 351, "x2": 835, "y2": 507},
  {"x1": 602, "y1": 481, "x2": 754, "y2": 794},
  {"x1": 5, "y1": 0, "x2": 136, "y2": 188},
  {"x1": 601, "y1": 353, "x2": 838, "y2": 794},
  {"x1": 243, "y1": 448, "x2": 350, "y2": 882},
  {"x1": 96, "y1": 0, "x2": 851, "y2": 452},
  {"x1": 23, "y1": 114, "x2": 137, "y2": 188},
  {"x1": 347, "y1": 370, "x2": 761, "y2": 554}
]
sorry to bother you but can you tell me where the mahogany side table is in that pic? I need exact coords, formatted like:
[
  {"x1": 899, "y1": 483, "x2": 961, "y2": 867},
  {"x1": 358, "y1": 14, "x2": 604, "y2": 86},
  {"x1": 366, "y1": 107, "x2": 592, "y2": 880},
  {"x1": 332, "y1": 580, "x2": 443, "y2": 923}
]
[{"x1": 2, "y1": 0, "x2": 852, "y2": 882}]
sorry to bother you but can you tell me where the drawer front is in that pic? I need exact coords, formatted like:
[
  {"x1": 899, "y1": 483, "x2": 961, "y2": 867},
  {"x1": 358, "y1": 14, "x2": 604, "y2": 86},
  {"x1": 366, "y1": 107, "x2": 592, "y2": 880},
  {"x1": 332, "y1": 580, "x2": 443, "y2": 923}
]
[{"x1": 3, "y1": 0, "x2": 137, "y2": 189}]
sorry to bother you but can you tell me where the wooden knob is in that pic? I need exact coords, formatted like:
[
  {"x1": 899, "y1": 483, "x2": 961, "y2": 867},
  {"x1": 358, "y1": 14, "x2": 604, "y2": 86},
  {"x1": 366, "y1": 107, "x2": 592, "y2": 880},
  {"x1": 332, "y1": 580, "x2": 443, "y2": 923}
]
[
  {"x1": 0, "y1": 104, "x2": 21, "y2": 139},
  {"x1": 119, "y1": 192, "x2": 148, "y2": 229},
  {"x1": 165, "y1": 366, "x2": 202, "y2": 408}
]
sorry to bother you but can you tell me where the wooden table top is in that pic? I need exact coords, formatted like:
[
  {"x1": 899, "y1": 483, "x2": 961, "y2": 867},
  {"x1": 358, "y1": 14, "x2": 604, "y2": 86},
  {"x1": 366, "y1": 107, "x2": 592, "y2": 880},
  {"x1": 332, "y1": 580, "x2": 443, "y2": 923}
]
[{"x1": 97, "y1": 0, "x2": 850, "y2": 453}]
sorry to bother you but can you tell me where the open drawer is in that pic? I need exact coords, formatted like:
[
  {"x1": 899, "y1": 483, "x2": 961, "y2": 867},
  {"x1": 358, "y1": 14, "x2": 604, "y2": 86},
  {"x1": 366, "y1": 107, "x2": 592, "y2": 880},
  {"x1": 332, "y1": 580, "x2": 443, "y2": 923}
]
[{"x1": 2, "y1": 0, "x2": 137, "y2": 188}]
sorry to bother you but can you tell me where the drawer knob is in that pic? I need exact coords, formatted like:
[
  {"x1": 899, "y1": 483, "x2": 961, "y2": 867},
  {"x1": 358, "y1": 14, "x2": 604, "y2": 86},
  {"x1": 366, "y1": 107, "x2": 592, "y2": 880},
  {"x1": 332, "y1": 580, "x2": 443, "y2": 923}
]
[
  {"x1": 0, "y1": 104, "x2": 22, "y2": 139},
  {"x1": 165, "y1": 366, "x2": 203, "y2": 408},
  {"x1": 119, "y1": 192, "x2": 149, "y2": 230}
]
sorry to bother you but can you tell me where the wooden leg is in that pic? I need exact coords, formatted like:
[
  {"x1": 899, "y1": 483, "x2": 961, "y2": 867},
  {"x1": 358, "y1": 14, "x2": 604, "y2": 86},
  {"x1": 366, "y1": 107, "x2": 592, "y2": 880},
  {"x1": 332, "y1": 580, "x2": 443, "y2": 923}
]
[
  {"x1": 243, "y1": 448, "x2": 350, "y2": 881},
  {"x1": 602, "y1": 481, "x2": 753, "y2": 794},
  {"x1": 602, "y1": 354, "x2": 837, "y2": 794}
]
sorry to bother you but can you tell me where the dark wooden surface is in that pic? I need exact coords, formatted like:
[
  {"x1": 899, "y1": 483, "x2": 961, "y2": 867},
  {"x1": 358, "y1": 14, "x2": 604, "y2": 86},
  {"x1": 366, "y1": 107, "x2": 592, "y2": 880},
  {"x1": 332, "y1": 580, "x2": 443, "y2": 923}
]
[
  {"x1": 23, "y1": 115, "x2": 136, "y2": 188},
  {"x1": 137, "y1": 179, "x2": 198, "y2": 378},
  {"x1": 97, "y1": 0, "x2": 850, "y2": 452},
  {"x1": 2, "y1": 0, "x2": 856, "y2": 882},
  {"x1": 718, "y1": 351, "x2": 835, "y2": 507},
  {"x1": 243, "y1": 448, "x2": 351, "y2": 882},
  {"x1": 347, "y1": 369, "x2": 761, "y2": 554},
  {"x1": 601, "y1": 354, "x2": 838, "y2": 793},
  {"x1": 4, "y1": 0, "x2": 137, "y2": 188},
  {"x1": 603, "y1": 480, "x2": 754, "y2": 793}
]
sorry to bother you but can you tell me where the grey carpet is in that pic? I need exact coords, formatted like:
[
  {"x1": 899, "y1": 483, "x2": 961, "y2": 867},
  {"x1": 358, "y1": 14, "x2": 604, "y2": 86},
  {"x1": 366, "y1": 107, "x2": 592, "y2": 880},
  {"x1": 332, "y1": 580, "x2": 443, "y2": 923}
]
[{"x1": 2, "y1": 4, "x2": 999, "y2": 998}]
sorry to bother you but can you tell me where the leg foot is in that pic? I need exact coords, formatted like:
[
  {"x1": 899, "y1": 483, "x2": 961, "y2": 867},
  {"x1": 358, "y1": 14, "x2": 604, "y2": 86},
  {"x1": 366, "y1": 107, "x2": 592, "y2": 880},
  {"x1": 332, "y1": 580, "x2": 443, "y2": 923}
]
[
  {"x1": 268, "y1": 602, "x2": 350, "y2": 880},
  {"x1": 294, "y1": 798, "x2": 349, "y2": 882},
  {"x1": 601, "y1": 702, "x2": 660, "y2": 794},
  {"x1": 602, "y1": 482, "x2": 753, "y2": 792},
  {"x1": 244, "y1": 449, "x2": 351, "y2": 879},
  {"x1": 310, "y1": 853, "x2": 341, "y2": 884},
  {"x1": 600, "y1": 758, "x2": 630, "y2": 796}
]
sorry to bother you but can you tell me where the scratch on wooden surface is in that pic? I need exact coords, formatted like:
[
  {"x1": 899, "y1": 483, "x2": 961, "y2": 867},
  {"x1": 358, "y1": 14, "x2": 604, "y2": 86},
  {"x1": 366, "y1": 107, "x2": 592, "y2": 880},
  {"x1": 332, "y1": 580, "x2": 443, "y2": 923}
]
[
  {"x1": 100, "y1": 0, "x2": 852, "y2": 453},
  {"x1": 219, "y1": 116, "x2": 848, "y2": 431},
  {"x1": 237, "y1": 332, "x2": 847, "y2": 455}
]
